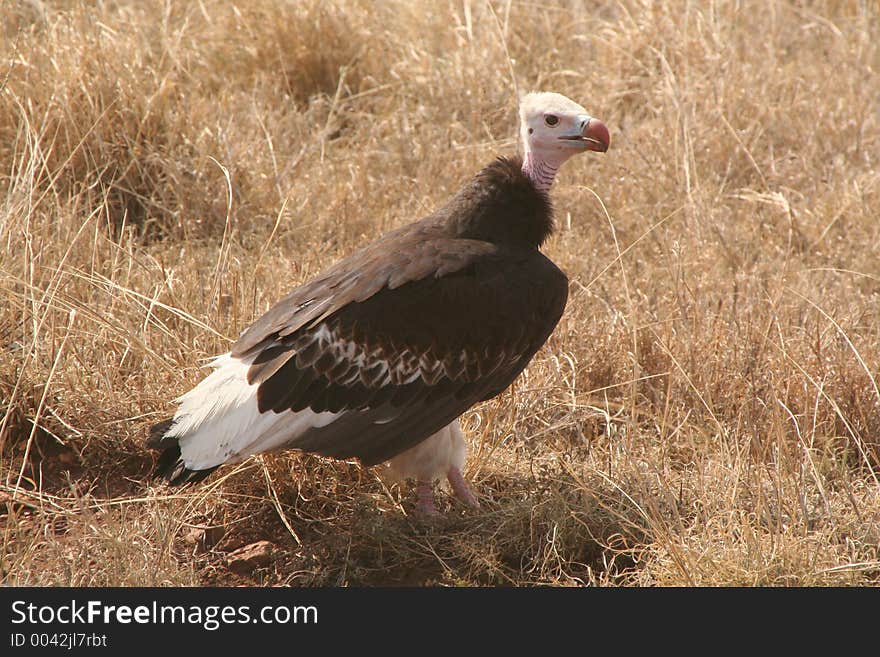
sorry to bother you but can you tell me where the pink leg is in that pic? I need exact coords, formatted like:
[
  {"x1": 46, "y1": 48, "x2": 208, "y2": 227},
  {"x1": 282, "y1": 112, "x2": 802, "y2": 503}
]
[
  {"x1": 415, "y1": 480, "x2": 439, "y2": 516},
  {"x1": 447, "y1": 466, "x2": 479, "y2": 508}
]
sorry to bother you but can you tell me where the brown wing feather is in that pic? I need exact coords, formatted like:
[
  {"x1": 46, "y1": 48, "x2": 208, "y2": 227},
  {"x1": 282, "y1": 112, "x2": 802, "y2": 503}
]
[
  {"x1": 232, "y1": 219, "x2": 495, "y2": 359},
  {"x1": 242, "y1": 244, "x2": 568, "y2": 465}
]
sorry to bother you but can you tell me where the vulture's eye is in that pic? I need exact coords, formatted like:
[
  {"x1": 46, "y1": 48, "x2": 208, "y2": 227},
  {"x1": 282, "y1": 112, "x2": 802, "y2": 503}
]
[{"x1": 544, "y1": 115, "x2": 559, "y2": 126}]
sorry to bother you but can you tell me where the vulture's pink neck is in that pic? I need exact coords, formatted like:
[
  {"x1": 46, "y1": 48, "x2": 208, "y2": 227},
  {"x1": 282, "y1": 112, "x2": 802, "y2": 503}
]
[{"x1": 521, "y1": 150, "x2": 560, "y2": 193}]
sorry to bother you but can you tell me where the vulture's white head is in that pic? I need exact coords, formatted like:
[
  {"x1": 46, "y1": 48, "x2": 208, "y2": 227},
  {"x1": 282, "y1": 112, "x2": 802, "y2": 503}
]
[{"x1": 519, "y1": 91, "x2": 609, "y2": 192}]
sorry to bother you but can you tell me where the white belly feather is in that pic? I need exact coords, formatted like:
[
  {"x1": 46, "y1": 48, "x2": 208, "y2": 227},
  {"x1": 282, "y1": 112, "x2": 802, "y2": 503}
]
[{"x1": 385, "y1": 419, "x2": 467, "y2": 482}]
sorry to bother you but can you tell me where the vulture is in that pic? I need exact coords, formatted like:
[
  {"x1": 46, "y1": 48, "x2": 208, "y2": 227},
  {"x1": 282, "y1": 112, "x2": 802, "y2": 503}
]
[{"x1": 148, "y1": 91, "x2": 609, "y2": 514}]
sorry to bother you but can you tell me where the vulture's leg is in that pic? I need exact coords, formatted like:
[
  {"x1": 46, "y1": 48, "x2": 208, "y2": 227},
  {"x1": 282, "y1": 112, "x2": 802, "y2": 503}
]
[
  {"x1": 447, "y1": 466, "x2": 479, "y2": 508},
  {"x1": 389, "y1": 420, "x2": 473, "y2": 514},
  {"x1": 415, "y1": 480, "x2": 439, "y2": 516}
]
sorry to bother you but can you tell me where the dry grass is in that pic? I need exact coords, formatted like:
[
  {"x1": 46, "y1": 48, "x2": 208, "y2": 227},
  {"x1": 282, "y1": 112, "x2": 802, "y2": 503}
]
[{"x1": 1, "y1": 0, "x2": 879, "y2": 587}]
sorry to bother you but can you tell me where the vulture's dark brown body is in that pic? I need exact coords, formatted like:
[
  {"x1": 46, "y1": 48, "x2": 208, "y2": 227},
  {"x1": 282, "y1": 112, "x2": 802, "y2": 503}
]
[{"x1": 150, "y1": 156, "x2": 569, "y2": 482}]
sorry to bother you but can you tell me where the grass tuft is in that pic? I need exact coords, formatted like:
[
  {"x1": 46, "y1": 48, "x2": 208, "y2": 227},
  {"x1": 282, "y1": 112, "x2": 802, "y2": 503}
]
[{"x1": 1, "y1": 0, "x2": 879, "y2": 586}]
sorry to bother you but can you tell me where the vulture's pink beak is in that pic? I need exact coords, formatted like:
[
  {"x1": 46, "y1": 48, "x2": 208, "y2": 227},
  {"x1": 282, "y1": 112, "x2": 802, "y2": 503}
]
[
  {"x1": 559, "y1": 116, "x2": 610, "y2": 153},
  {"x1": 582, "y1": 118, "x2": 610, "y2": 153}
]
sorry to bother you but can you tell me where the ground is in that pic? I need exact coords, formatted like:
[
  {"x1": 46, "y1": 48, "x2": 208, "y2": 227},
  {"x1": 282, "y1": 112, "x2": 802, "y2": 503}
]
[{"x1": 1, "y1": 0, "x2": 879, "y2": 586}]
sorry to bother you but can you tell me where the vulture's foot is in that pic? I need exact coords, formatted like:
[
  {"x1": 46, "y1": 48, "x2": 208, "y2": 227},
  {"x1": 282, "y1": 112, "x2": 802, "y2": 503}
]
[
  {"x1": 447, "y1": 466, "x2": 479, "y2": 509},
  {"x1": 415, "y1": 479, "x2": 440, "y2": 516},
  {"x1": 414, "y1": 468, "x2": 479, "y2": 515}
]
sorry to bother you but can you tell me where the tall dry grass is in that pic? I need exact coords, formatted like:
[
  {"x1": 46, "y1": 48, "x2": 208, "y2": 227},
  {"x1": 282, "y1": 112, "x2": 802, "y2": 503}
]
[{"x1": 1, "y1": 0, "x2": 878, "y2": 586}]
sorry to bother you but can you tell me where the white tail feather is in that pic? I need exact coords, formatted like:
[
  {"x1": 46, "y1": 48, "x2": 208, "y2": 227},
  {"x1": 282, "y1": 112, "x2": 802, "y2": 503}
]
[{"x1": 166, "y1": 352, "x2": 340, "y2": 470}]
